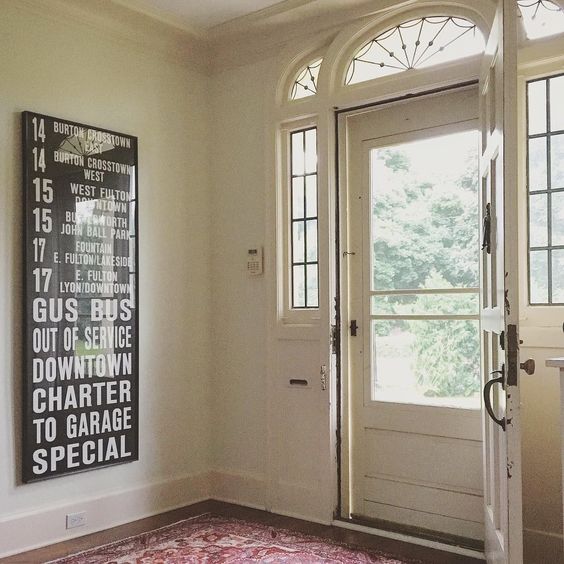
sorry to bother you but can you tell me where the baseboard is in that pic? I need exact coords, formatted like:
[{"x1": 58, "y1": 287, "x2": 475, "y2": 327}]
[
  {"x1": 209, "y1": 470, "x2": 333, "y2": 526},
  {"x1": 209, "y1": 469, "x2": 267, "y2": 510},
  {"x1": 0, "y1": 472, "x2": 210, "y2": 558},
  {"x1": 524, "y1": 527, "x2": 564, "y2": 563}
]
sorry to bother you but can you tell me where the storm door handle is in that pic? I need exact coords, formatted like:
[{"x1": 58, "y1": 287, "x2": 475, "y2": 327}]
[{"x1": 483, "y1": 367, "x2": 505, "y2": 430}]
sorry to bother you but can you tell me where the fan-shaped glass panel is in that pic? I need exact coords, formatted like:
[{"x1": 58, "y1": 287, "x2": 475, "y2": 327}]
[
  {"x1": 518, "y1": 1, "x2": 564, "y2": 39},
  {"x1": 290, "y1": 58, "x2": 322, "y2": 100},
  {"x1": 346, "y1": 16, "x2": 485, "y2": 86}
]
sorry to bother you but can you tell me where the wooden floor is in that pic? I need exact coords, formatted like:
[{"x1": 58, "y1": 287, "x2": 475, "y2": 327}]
[{"x1": 2, "y1": 500, "x2": 484, "y2": 563}]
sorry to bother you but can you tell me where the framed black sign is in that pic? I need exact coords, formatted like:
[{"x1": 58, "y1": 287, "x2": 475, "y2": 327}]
[{"x1": 22, "y1": 112, "x2": 139, "y2": 482}]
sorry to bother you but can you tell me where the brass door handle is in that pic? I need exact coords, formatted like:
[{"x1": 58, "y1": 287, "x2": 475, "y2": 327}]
[
  {"x1": 484, "y1": 368, "x2": 505, "y2": 430},
  {"x1": 520, "y1": 358, "x2": 535, "y2": 375}
]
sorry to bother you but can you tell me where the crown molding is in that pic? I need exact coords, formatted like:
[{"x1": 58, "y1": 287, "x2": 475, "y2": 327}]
[
  {"x1": 16, "y1": 0, "x2": 210, "y2": 73},
  {"x1": 208, "y1": 0, "x2": 416, "y2": 72},
  {"x1": 111, "y1": 0, "x2": 205, "y2": 38}
]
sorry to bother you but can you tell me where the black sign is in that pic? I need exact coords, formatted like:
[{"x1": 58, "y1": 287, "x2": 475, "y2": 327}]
[{"x1": 22, "y1": 112, "x2": 139, "y2": 482}]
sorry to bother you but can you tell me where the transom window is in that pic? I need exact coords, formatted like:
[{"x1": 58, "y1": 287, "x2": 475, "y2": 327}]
[
  {"x1": 518, "y1": 0, "x2": 564, "y2": 39},
  {"x1": 527, "y1": 74, "x2": 564, "y2": 304},
  {"x1": 290, "y1": 58, "x2": 322, "y2": 100},
  {"x1": 290, "y1": 128, "x2": 319, "y2": 308},
  {"x1": 345, "y1": 16, "x2": 484, "y2": 86}
]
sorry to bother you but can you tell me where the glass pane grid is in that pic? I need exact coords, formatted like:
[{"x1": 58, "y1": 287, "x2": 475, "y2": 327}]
[
  {"x1": 527, "y1": 74, "x2": 564, "y2": 305},
  {"x1": 290, "y1": 128, "x2": 319, "y2": 309}
]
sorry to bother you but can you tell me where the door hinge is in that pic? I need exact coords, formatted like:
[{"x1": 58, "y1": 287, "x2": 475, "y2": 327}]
[
  {"x1": 350, "y1": 319, "x2": 358, "y2": 337},
  {"x1": 499, "y1": 330, "x2": 505, "y2": 351}
]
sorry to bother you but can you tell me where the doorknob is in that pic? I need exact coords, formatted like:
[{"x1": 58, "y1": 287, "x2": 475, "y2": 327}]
[
  {"x1": 520, "y1": 358, "x2": 535, "y2": 375},
  {"x1": 484, "y1": 368, "x2": 505, "y2": 430}
]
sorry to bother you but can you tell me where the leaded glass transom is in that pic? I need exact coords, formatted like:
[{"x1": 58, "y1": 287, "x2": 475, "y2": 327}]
[
  {"x1": 518, "y1": 1, "x2": 564, "y2": 39},
  {"x1": 345, "y1": 16, "x2": 484, "y2": 86},
  {"x1": 290, "y1": 58, "x2": 322, "y2": 100}
]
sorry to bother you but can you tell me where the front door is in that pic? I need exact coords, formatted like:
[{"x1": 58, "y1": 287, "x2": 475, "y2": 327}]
[
  {"x1": 340, "y1": 86, "x2": 485, "y2": 542},
  {"x1": 480, "y1": 1, "x2": 523, "y2": 562}
]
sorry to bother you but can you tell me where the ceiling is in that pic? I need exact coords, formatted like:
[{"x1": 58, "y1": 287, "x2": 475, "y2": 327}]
[{"x1": 112, "y1": 0, "x2": 293, "y2": 34}]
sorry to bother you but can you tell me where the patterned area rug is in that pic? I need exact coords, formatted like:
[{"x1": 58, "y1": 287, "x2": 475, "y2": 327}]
[{"x1": 49, "y1": 513, "x2": 423, "y2": 563}]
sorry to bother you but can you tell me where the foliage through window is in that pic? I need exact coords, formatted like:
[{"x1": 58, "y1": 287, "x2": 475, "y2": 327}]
[
  {"x1": 518, "y1": 0, "x2": 564, "y2": 39},
  {"x1": 370, "y1": 131, "x2": 480, "y2": 408},
  {"x1": 290, "y1": 59, "x2": 322, "y2": 100},
  {"x1": 527, "y1": 74, "x2": 564, "y2": 304},
  {"x1": 290, "y1": 128, "x2": 319, "y2": 308},
  {"x1": 346, "y1": 16, "x2": 484, "y2": 86}
]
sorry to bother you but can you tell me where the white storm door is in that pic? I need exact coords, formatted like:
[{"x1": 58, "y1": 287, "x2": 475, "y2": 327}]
[
  {"x1": 343, "y1": 86, "x2": 484, "y2": 542},
  {"x1": 479, "y1": 1, "x2": 523, "y2": 562}
]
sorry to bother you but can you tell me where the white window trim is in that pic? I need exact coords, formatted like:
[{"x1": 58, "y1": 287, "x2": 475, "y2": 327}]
[{"x1": 279, "y1": 117, "x2": 321, "y2": 325}]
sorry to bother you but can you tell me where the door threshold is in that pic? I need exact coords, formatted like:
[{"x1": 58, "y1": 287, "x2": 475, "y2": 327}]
[{"x1": 332, "y1": 516, "x2": 485, "y2": 560}]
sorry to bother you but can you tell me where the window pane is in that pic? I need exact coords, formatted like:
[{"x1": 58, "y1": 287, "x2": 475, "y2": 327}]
[
  {"x1": 530, "y1": 250, "x2": 549, "y2": 303},
  {"x1": 306, "y1": 264, "x2": 319, "y2": 307},
  {"x1": 346, "y1": 17, "x2": 484, "y2": 86},
  {"x1": 550, "y1": 76, "x2": 564, "y2": 131},
  {"x1": 551, "y1": 134, "x2": 564, "y2": 189},
  {"x1": 293, "y1": 265, "x2": 305, "y2": 307},
  {"x1": 306, "y1": 220, "x2": 318, "y2": 262},
  {"x1": 371, "y1": 292, "x2": 479, "y2": 316},
  {"x1": 305, "y1": 175, "x2": 317, "y2": 217},
  {"x1": 552, "y1": 192, "x2": 564, "y2": 245},
  {"x1": 289, "y1": 126, "x2": 318, "y2": 310},
  {"x1": 292, "y1": 222, "x2": 305, "y2": 263},
  {"x1": 552, "y1": 250, "x2": 564, "y2": 302},
  {"x1": 529, "y1": 193, "x2": 548, "y2": 247},
  {"x1": 291, "y1": 132, "x2": 305, "y2": 175},
  {"x1": 305, "y1": 129, "x2": 317, "y2": 174},
  {"x1": 528, "y1": 80, "x2": 547, "y2": 135},
  {"x1": 518, "y1": 0, "x2": 564, "y2": 40},
  {"x1": 371, "y1": 319, "x2": 480, "y2": 408},
  {"x1": 528, "y1": 137, "x2": 548, "y2": 191},
  {"x1": 290, "y1": 58, "x2": 321, "y2": 100},
  {"x1": 292, "y1": 177, "x2": 304, "y2": 219},
  {"x1": 371, "y1": 130, "x2": 479, "y2": 291}
]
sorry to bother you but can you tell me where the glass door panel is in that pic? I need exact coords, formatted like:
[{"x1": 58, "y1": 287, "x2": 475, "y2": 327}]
[{"x1": 370, "y1": 130, "x2": 480, "y2": 408}]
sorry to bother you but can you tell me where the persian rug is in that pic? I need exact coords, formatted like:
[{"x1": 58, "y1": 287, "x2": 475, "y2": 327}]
[{"x1": 49, "y1": 513, "x2": 423, "y2": 563}]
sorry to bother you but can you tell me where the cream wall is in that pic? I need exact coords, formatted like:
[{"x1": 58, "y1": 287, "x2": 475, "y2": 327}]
[
  {"x1": 209, "y1": 58, "x2": 270, "y2": 502},
  {"x1": 0, "y1": 1, "x2": 211, "y2": 557}
]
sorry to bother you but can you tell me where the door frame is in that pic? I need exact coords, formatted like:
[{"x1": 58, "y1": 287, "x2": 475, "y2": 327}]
[{"x1": 335, "y1": 81, "x2": 483, "y2": 533}]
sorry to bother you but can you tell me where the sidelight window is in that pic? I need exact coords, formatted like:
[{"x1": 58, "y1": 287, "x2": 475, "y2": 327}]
[
  {"x1": 527, "y1": 74, "x2": 564, "y2": 304},
  {"x1": 290, "y1": 127, "x2": 319, "y2": 309}
]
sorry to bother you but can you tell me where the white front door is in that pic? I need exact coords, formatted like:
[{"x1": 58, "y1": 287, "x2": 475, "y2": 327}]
[
  {"x1": 480, "y1": 1, "x2": 524, "y2": 562},
  {"x1": 340, "y1": 86, "x2": 485, "y2": 542}
]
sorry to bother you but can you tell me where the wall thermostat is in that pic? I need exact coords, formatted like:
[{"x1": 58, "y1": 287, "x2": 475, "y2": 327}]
[{"x1": 247, "y1": 247, "x2": 263, "y2": 276}]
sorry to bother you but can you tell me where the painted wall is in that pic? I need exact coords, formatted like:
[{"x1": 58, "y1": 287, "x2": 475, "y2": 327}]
[
  {"x1": 209, "y1": 58, "x2": 270, "y2": 506},
  {"x1": 0, "y1": 1, "x2": 211, "y2": 556}
]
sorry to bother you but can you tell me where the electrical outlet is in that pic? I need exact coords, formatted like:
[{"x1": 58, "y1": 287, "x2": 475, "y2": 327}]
[{"x1": 66, "y1": 511, "x2": 87, "y2": 529}]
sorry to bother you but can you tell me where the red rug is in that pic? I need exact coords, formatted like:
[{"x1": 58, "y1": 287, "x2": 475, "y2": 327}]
[{"x1": 50, "y1": 513, "x2": 423, "y2": 563}]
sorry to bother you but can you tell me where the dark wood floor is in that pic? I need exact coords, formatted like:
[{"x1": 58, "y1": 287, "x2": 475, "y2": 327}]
[{"x1": 2, "y1": 500, "x2": 484, "y2": 563}]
